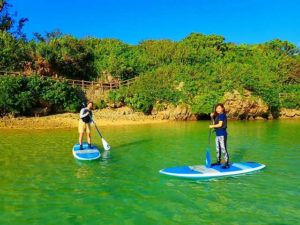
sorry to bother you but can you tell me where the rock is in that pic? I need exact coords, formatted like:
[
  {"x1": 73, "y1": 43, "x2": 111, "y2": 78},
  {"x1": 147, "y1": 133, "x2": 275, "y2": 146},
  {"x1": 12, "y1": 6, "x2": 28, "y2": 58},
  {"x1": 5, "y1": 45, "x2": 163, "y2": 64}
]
[
  {"x1": 155, "y1": 104, "x2": 175, "y2": 120},
  {"x1": 173, "y1": 104, "x2": 192, "y2": 120},
  {"x1": 106, "y1": 100, "x2": 124, "y2": 109},
  {"x1": 223, "y1": 90, "x2": 269, "y2": 120},
  {"x1": 117, "y1": 106, "x2": 134, "y2": 115},
  {"x1": 280, "y1": 108, "x2": 300, "y2": 118},
  {"x1": 153, "y1": 104, "x2": 195, "y2": 121},
  {"x1": 32, "y1": 107, "x2": 51, "y2": 117},
  {"x1": 255, "y1": 116, "x2": 265, "y2": 120}
]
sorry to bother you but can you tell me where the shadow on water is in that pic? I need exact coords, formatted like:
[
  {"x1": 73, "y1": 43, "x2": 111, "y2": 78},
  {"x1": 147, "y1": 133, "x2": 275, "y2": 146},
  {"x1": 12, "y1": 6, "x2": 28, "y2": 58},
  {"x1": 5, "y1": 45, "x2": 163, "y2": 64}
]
[
  {"x1": 113, "y1": 139, "x2": 151, "y2": 149},
  {"x1": 233, "y1": 147, "x2": 249, "y2": 162}
]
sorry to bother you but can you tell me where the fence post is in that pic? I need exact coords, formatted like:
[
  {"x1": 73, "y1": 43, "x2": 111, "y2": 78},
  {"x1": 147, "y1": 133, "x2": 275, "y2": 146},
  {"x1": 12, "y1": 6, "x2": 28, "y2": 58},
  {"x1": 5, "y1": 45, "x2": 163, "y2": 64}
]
[{"x1": 82, "y1": 80, "x2": 84, "y2": 89}]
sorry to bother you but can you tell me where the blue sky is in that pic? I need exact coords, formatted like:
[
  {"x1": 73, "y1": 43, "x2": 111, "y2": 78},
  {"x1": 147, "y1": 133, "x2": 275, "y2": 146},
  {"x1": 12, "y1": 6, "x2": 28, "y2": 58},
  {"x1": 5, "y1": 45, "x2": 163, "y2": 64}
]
[{"x1": 13, "y1": 0, "x2": 300, "y2": 46}]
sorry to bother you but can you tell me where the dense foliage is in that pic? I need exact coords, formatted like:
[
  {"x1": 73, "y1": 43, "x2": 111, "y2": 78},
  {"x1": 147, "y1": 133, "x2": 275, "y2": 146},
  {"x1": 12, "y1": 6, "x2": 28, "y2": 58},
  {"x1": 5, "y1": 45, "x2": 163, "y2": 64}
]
[
  {"x1": 0, "y1": 75, "x2": 86, "y2": 116},
  {"x1": 108, "y1": 35, "x2": 300, "y2": 114},
  {"x1": 0, "y1": 29, "x2": 299, "y2": 115}
]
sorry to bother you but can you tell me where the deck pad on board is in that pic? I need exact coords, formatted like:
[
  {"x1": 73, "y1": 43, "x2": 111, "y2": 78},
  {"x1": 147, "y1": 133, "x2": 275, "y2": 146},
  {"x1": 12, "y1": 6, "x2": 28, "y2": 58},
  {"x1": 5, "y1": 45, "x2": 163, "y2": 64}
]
[{"x1": 72, "y1": 143, "x2": 101, "y2": 160}]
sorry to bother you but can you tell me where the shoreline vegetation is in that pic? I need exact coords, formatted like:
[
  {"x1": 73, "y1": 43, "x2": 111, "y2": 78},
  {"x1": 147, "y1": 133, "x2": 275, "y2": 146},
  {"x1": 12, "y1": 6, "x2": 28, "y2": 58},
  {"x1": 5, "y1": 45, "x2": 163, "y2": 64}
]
[{"x1": 0, "y1": 1, "x2": 299, "y2": 124}]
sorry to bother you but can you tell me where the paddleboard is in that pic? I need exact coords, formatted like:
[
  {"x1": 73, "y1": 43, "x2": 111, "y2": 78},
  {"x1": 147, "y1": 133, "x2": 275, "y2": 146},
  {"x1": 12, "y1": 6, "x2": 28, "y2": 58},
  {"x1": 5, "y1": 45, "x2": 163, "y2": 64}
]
[
  {"x1": 160, "y1": 162, "x2": 265, "y2": 179},
  {"x1": 72, "y1": 143, "x2": 101, "y2": 160}
]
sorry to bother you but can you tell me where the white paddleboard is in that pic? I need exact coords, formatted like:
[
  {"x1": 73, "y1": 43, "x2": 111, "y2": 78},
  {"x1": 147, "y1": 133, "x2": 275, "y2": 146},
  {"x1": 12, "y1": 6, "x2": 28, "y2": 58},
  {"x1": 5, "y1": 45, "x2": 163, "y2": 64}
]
[{"x1": 160, "y1": 162, "x2": 266, "y2": 179}]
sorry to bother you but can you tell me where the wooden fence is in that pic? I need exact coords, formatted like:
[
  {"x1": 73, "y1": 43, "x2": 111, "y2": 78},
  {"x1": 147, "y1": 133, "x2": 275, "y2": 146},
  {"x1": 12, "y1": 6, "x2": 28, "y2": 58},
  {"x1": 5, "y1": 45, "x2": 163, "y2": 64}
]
[
  {"x1": 64, "y1": 77, "x2": 136, "y2": 91},
  {"x1": 0, "y1": 71, "x2": 137, "y2": 92}
]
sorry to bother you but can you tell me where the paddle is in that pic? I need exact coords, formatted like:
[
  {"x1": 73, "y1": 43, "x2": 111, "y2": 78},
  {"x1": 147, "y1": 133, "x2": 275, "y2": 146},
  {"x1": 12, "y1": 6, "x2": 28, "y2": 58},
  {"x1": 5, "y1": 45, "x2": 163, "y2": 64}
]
[
  {"x1": 205, "y1": 106, "x2": 215, "y2": 168},
  {"x1": 82, "y1": 103, "x2": 111, "y2": 151},
  {"x1": 90, "y1": 117, "x2": 111, "y2": 151}
]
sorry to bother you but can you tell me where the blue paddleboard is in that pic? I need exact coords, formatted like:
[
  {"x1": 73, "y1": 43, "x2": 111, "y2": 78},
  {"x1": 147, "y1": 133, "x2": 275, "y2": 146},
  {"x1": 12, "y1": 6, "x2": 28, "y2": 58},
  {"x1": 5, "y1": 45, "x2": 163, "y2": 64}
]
[
  {"x1": 160, "y1": 162, "x2": 265, "y2": 179},
  {"x1": 72, "y1": 143, "x2": 101, "y2": 160}
]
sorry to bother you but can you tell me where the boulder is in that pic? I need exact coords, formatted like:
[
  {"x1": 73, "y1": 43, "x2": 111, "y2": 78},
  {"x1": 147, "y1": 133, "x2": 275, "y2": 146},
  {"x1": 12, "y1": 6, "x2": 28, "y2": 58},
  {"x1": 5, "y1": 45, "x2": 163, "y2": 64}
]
[
  {"x1": 117, "y1": 106, "x2": 134, "y2": 115},
  {"x1": 154, "y1": 104, "x2": 196, "y2": 121},
  {"x1": 223, "y1": 90, "x2": 269, "y2": 119},
  {"x1": 279, "y1": 108, "x2": 300, "y2": 118}
]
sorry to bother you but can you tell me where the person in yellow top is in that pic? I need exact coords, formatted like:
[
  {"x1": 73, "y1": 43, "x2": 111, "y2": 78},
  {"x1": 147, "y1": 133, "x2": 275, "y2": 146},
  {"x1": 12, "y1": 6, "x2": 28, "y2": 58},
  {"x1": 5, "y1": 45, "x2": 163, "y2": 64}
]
[{"x1": 78, "y1": 102, "x2": 93, "y2": 150}]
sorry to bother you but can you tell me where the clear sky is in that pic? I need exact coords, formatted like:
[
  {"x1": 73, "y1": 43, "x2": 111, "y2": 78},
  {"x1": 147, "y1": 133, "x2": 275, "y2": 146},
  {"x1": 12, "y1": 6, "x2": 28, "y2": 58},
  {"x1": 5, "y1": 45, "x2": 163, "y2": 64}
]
[{"x1": 12, "y1": 0, "x2": 300, "y2": 45}]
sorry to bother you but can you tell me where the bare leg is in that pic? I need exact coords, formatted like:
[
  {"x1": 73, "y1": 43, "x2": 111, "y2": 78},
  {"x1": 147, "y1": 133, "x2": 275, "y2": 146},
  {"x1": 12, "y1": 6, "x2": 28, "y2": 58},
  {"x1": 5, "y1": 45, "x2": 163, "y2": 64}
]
[
  {"x1": 79, "y1": 133, "x2": 84, "y2": 145},
  {"x1": 87, "y1": 133, "x2": 91, "y2": 145}
]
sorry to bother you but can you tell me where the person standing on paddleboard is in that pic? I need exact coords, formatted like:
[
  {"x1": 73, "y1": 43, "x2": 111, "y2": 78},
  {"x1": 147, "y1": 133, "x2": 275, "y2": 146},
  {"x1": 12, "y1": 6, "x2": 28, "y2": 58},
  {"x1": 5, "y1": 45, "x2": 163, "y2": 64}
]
[
  {"x1": 78, "y1": 101, "x2": 94, "y2": 150},
  {"x1": 209, "y1": 103, "x2": 230, "y2": 169}
]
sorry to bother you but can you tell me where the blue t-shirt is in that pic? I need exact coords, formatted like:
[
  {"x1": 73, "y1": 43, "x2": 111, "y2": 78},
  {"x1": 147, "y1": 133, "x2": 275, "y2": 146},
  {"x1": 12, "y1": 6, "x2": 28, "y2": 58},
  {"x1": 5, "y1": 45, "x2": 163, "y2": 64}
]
[{"x1": 214, "y1": 113, "x2": 227, "y2": 136}]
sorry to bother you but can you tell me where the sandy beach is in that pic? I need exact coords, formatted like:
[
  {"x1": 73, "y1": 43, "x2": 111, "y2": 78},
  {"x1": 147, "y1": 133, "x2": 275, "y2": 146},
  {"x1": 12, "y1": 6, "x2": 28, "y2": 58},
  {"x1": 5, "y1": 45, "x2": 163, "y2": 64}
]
[{"x1": 0, "y1": 108, "x2": 168, "y2": 129}]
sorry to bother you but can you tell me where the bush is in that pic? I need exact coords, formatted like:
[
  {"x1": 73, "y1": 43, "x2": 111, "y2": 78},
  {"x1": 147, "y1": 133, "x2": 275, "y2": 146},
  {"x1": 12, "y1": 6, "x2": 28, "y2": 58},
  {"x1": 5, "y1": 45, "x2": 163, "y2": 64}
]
[
  {"x1": 190, "y1": 92, "x2": 222, "y2": 114},
  {"x1": 0, "y1": 76, "x2": 35, "y2": 115},
  {"x1": 119, "y1": 67, "x2": 181, "y2": 114},
  {"x1": 0, "y1": 75, "x2": 86, "y2": 116},
  {"x1": 108, "y1": 89, "x2": 125, "y2": 103},
  {"x1": 125, "y1": 93, "x2": 153, "y2": 114},
  {"x1": 279, "y1": 85, "x2": 300, "y2": 109},
  {"x1": 95, "y1": 99, "x2": 107, "y2": 109}
]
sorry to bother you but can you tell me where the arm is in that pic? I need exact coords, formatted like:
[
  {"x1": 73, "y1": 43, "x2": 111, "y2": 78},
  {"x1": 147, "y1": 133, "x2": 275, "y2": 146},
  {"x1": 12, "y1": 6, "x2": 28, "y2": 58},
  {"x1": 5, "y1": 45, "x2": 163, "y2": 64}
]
[
  {"x1": 209, "y1": 121, "x2": 223, "y2": 128},
  {"x1": 80, "y1": 109, "x2": 90, "y2": 119}
]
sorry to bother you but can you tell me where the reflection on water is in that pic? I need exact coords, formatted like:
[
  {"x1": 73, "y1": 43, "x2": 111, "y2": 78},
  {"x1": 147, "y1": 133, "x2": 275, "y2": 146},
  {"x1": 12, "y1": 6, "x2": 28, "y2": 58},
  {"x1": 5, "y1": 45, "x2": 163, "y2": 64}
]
[{"x1": 101, "y1": 150, "x2": 111, "y2": 159}]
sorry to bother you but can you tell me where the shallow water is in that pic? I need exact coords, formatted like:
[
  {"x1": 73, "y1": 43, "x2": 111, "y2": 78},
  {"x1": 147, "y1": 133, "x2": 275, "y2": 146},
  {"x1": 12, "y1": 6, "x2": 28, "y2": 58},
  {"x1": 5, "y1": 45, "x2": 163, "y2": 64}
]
[{"x1": 0, "y1": 120, "x2": 299, "y2": 225}]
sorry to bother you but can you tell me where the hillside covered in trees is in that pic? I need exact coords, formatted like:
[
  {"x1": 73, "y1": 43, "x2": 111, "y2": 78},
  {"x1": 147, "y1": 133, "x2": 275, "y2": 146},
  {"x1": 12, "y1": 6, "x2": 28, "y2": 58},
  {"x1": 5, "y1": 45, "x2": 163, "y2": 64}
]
[{"x1": 0, "y1": 0, "x2": 299, "y2": 118}]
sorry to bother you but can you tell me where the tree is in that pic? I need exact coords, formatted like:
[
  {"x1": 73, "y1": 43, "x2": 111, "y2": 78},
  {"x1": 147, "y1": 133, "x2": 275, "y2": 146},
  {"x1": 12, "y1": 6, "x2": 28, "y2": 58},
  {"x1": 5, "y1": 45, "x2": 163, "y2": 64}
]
[
  {"x1": 0, "y1": 0, "x2": 28, "y2": 39},
  {"x1": 0, "y1": 31, "x2": 31, "y2": 70}
]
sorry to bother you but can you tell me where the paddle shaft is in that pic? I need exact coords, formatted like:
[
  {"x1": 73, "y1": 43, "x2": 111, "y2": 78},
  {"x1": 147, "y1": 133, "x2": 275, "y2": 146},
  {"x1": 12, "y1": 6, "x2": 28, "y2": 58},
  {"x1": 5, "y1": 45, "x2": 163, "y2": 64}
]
[
  {"x1": 87, "y1": 110, "x2": 111, "y2": 150},
  {"x1": 208, "y1": 107, "x2": 215, "y2": 148},
  {"x1": 90, "y1": 117, "x2": 103, "y2": 138}
]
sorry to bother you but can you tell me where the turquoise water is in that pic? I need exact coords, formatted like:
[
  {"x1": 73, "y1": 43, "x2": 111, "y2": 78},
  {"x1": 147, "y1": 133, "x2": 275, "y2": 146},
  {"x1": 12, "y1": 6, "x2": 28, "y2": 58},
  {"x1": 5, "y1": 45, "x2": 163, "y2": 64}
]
[{"x1": 0, "y1": 121, "x2": 299, "y2": 224}]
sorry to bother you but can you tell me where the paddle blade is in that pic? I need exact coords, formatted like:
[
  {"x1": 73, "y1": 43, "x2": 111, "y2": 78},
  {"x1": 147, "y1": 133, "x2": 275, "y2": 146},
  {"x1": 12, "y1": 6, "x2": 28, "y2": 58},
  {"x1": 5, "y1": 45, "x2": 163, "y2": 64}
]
[
  {"x1": 205, "y1": 149, "x2": 211, "y2": 168},
  {"x1": 102, "y1": 138, "x2": 111, "y2": 151}
]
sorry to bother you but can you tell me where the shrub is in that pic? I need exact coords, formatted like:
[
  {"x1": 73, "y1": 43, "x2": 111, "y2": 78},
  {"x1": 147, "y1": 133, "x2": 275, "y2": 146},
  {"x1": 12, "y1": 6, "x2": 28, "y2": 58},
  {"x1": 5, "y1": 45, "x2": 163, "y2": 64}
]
[
  {"x1": 190, "y1": 92, "x2": 222, "y2": 114},
  {"x1": 0, "y1": 75, "x2": 86, "y2": 116},
  {"x1": 95, "y1": 99, "x2": 107, "y2": 109}
]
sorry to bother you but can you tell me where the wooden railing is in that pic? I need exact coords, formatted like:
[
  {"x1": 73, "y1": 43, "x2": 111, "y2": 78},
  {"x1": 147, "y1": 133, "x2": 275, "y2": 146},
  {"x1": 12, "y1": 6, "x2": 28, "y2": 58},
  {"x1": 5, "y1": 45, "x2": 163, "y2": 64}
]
[
  {"x1": 0, "y1": 71, "x2": 21, "y2": 76},
  {"x1": 62, "y1": 77, "x2": 137, "y2": 90},
  {"x1": 0, "y1": 71, "x2": 137, "y2": 91}
]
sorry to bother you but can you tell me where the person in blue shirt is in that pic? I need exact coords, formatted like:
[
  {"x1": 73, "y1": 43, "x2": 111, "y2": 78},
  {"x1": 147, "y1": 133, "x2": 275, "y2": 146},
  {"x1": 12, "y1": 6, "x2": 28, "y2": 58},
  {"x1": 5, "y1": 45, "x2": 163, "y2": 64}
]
[
  {"x1": 78, "y1": 102, "x2": 94, "y2": 150},
  {"x1": 209, "y1": 103, "x2": 230, "y2": 169}
]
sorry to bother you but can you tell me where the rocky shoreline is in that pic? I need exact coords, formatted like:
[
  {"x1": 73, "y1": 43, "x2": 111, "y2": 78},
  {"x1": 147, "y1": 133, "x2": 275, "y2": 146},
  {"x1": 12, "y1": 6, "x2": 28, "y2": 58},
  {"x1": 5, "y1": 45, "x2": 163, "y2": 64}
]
[
  {"x1": 0, "y1": 104, "x2": 299, "y2": 129},
  {"x1": 1, "y1": 89, "x2": 299, "y2": 129}
]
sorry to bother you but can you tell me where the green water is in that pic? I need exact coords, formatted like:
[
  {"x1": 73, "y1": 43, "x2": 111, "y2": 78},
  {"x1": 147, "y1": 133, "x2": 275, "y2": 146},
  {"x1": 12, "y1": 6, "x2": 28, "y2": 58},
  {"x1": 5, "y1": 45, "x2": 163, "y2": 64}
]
[{"x1": 0, "y1": 121, "x2": 299, "y2": 225}]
